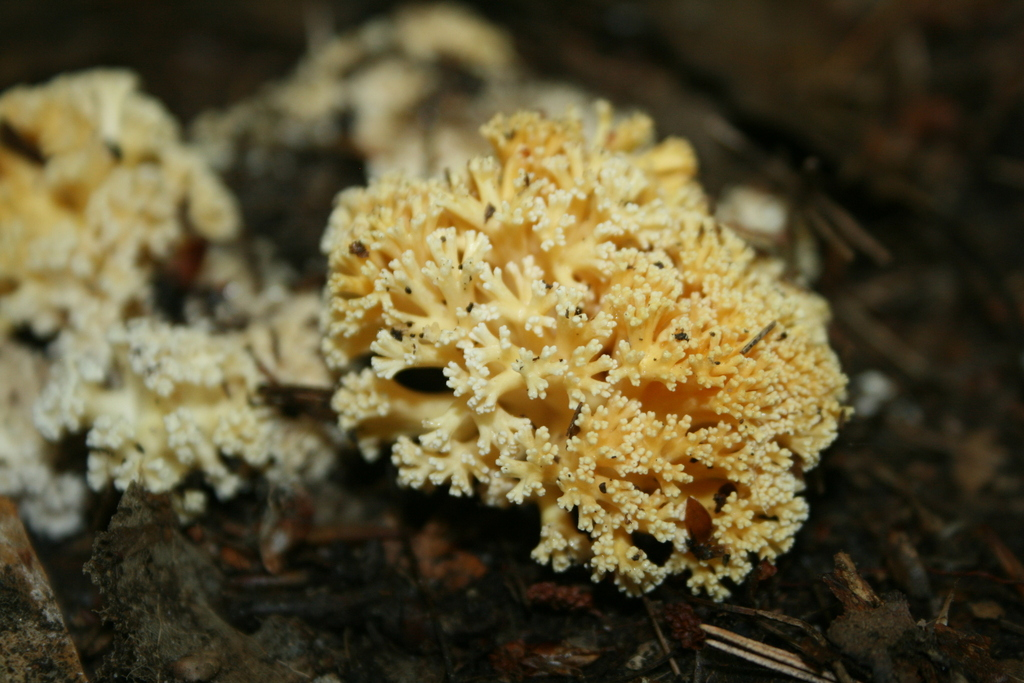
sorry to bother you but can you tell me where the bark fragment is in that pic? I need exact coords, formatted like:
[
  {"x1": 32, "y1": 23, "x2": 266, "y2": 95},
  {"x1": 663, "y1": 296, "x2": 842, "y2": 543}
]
[{"x1": 0, "y1": 496, "x2": 87, "y2": 683}]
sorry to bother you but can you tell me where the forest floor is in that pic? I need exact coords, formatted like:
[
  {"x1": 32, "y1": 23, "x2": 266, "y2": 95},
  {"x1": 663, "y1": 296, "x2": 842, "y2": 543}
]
[{"x1": 2, "y1": 2, "x2": 1023, "y2": 682}]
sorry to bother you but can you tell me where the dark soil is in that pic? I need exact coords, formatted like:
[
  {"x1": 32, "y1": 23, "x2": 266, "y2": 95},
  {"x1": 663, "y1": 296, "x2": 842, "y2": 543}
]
[{"x1": 5, "y1": 2, "x2": 1023, "y2": 682}]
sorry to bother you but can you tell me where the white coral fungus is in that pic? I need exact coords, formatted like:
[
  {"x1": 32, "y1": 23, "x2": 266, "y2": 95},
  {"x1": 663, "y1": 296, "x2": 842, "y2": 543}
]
[
  {"x1": 0, "y1": 69, "x2": 239, "y2": 338},
  {"x1": 35, "y1": 315, "x2": 337, "y2": 501},
  {"x1": 322, "y1": 106, "x2": 848, "y2": 597},
  {"x1": 0, "y1": 340, "x2": 86, "y2": 539}
]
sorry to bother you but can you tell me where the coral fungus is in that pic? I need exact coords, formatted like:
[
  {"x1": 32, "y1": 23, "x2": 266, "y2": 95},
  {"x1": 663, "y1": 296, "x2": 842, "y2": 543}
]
[
  {"x1": 191, "y1": 2, "x2": 590, "y2": 181},
  {"x1": 0, "y1": 69, "x2": 238, "y2": 340},
  {"x1": 34, "y1": 311, "x2": 336, "y2": 504},
  {"x1": 0, "y1": 339, "x2": 86, "y2": 538},
  {"x1": 321, "y1": 105, "x2": 848, "y2": 597}
]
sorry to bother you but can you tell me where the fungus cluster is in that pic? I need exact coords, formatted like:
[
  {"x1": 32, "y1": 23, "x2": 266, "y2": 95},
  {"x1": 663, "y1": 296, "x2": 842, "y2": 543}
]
[
  {"x1": 0, "y1": 69, "x2": 239, "y2": 341},
  {"x1": 0, "y1": 70, "x2": 336, "y2": 531},
  {"x1": 192, "y1": 2, "x2": 590, "y2": 180},
  {"x1": 35, "y1": 306, "x2": 336, "y2": 504},
  {"x1": 322, "y1": 106, "x2": 848, "y2": 597}
]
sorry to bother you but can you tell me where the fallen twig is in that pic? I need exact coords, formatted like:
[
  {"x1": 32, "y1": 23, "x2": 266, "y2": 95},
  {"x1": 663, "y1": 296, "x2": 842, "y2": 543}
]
[
  {"x1": 642, "y1": 596, "x2": 683, "y2": 680},
  {"x1": 834, "y1": 296, "x2": 931, "y2": 379},
  {"x1": 976, "y1": 525, "x2": 1024, "y2": 601},
  {"x1": 998, "y1": 619, "x2": 1024, "y2": 637},
  {"x1": 685, "y1": 596, "x2": 857, "y2": 683},
  {"x1": 703, "y1": 627, "x2": 837, "y2": 683},
  {"x1": 741, "y1": 321, "x2": 777, "y2": 354},
  {"x1": 803, "y1": 206, "x2": 857, "y2": 262},
  {"x1": 812, "y1": 193, "x2": 892, "y2": 265},
  {"x1": 925, "y1": 566, "x2": 1024, "y2": 586},
  {"x1": 703, "y1": 624, "x2": 835, "y2": 680}
]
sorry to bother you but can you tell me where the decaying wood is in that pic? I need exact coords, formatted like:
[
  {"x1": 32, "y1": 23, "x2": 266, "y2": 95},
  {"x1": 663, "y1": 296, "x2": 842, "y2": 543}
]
[
  {"x1": 84, "y1": 486, "x2": 314, "y2": 682},
  {"x1": 823, "y1": 551, "x2": 884, "y2": 611},
  {"x1": 0, "y1": 496, "x2": 88, "y2": 683}
]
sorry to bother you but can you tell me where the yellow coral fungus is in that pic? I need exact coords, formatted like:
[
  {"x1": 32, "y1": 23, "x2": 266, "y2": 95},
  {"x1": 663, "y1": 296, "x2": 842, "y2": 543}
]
[
  {"x1": 322, "y1": 105, "x2": 847, "y2": 597},
  {"x1": 0, "y1": 69, "x2": 238, "y2": 339}
]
